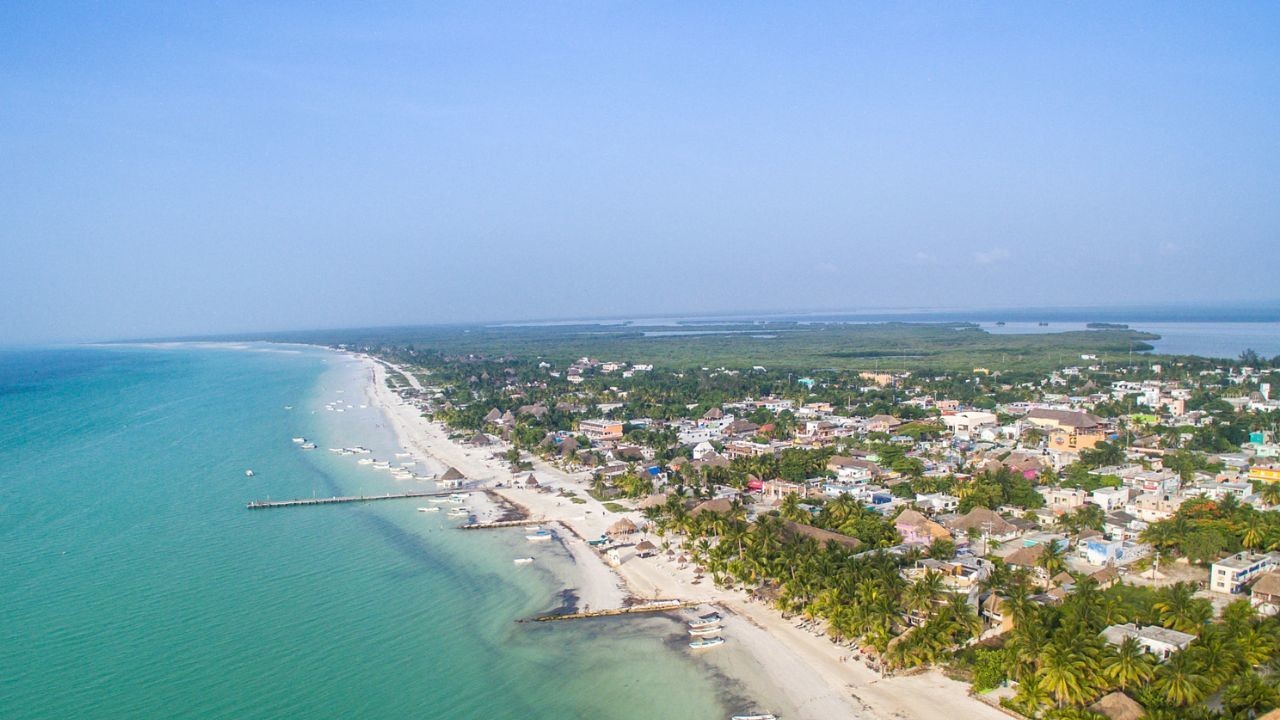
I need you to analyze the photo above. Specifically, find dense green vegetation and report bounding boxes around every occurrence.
[263,321,1159,374]
[1143,493,1280,565]
[650,497,1280,719]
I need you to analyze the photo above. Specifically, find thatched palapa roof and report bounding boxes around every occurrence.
[1089,691,1145,720]
[440,466,465,481]
[607,518,638,536]
[782,520,860,551]
[636,493,668,509]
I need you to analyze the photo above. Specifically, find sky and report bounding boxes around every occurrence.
[2,2,1279,343]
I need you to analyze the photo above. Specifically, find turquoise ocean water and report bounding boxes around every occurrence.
[0,345,745,719]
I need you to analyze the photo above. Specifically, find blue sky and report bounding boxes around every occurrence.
[2,2,1278,342]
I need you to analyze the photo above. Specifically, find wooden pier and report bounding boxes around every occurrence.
[245,489,459,510]
[460,518,546,530]
[525,599,697,623]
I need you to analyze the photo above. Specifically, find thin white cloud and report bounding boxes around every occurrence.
[973,247,1010,265]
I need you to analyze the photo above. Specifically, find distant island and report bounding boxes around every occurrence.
[1087,322,1131,330]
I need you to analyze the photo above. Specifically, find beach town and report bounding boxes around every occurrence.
[301,342,1280,720]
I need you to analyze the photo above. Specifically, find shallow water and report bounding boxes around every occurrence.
[0,345,748,719]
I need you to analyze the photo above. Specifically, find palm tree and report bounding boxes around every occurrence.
[1259,481,1280,508]
[1219,492,1241,516]
[779,492,807,522]
[1153,651,1210,707]
[904,571,944,624]
[1037,643,1094,708]
[1153,582,1212,634]
[939,593,981,642]
[1190,628,1240,690]
[1234,624,1276,668]
[929,537,956,560]
[1013,673,1051,715]
[1102,637,1155,691]
[1221,671,1280,717]
[1037,541,1067,579]
[1243,514,1268,550]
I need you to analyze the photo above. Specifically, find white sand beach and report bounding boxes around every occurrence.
[363,354,1008,720]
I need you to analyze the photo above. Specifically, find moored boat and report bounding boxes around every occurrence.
[689,637,725,649]
[513,557,534,565]
[688,612,722,629]
[300,442,317,450]
[688,625,721,637]
[417,507,440,513]
[292,437,306,444]
[731,714,778,720]
[525,529,554,542]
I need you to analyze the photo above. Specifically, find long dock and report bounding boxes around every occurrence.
[525,600,698,623]
[246,489,458,510]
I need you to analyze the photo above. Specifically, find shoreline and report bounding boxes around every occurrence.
[357,352,1008,720]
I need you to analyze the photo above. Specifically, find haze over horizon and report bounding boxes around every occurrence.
[3,3,1279,344]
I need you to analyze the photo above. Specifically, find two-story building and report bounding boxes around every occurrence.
[579,419,624,442]
[1211,551,1280,594]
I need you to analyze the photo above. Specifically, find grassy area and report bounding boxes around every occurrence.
[602,501,628,513]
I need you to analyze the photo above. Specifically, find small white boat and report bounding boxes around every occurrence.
[244,470,255,477]
[525,529,554,542]
[688,613,722,629]
[689,625,722,637]
[731,714,778,720]
[447,507,471,517]
[689,637,725,650]
[357,458,374,465]
[513,557,535,565]
[449,492,470,501]
[300,442,317,450]
[292,437,306,444]
[417,507,440,513]
[328,448,344,454]
[283,405,293,410]
[395,452,412,458]
[350,447,371,454]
